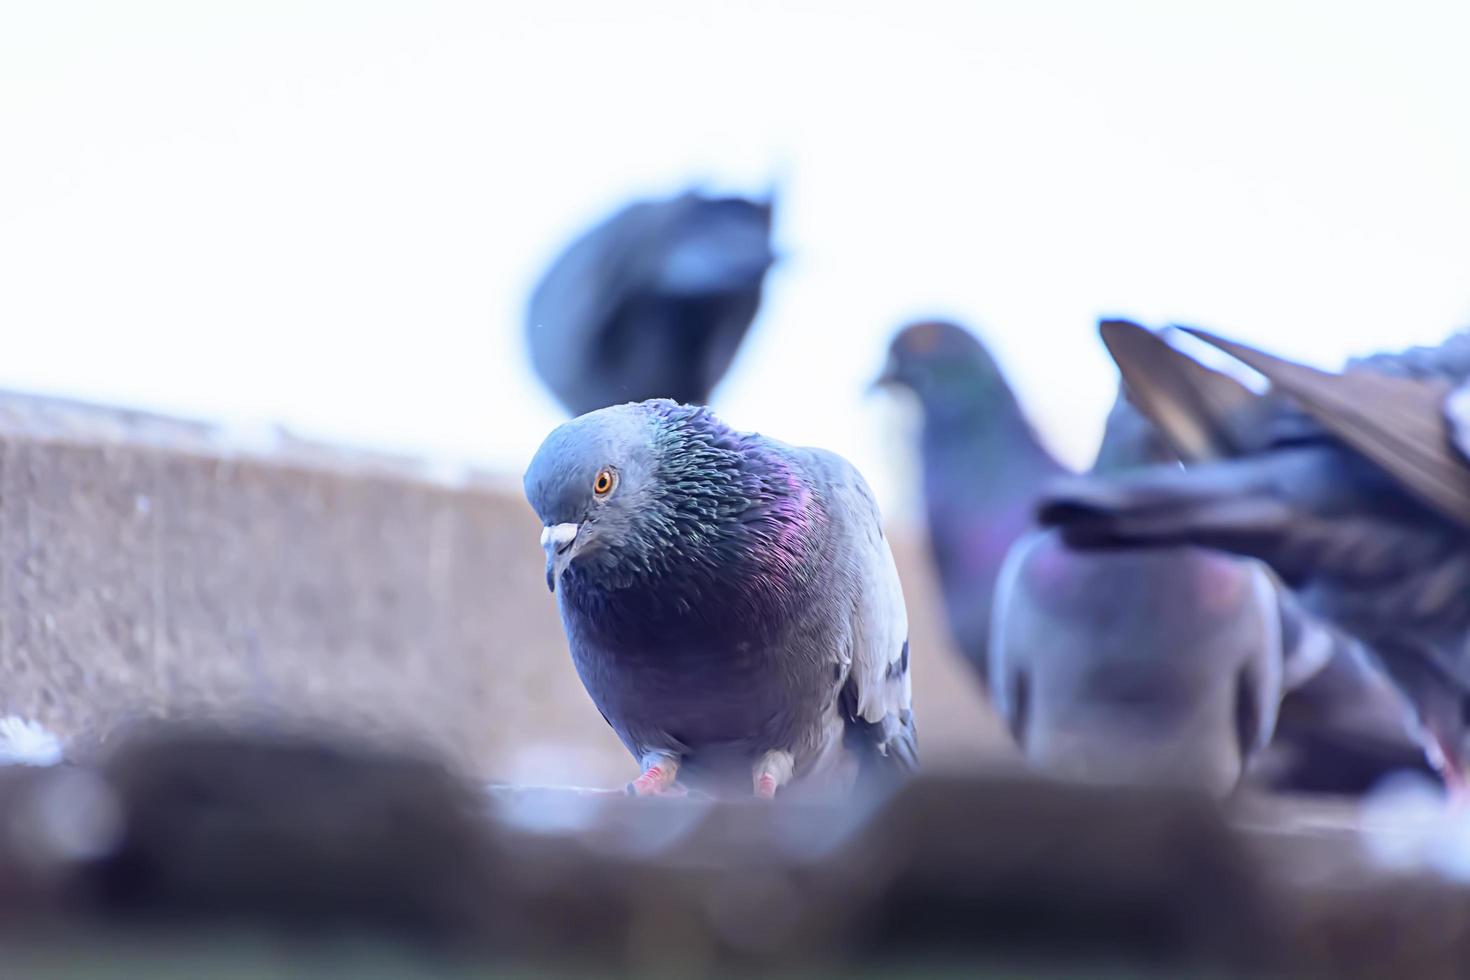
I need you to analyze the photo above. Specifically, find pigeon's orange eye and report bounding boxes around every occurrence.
[593,468,616,496]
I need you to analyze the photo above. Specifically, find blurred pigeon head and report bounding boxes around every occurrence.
[873,321,1014,415]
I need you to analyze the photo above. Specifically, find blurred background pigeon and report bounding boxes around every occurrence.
[523,400,915,799]
[526,190,775,416]
[989,392,1284,796]
[1039,322,1470,788]
[877,319,1434,793]
[873,320,1065,690]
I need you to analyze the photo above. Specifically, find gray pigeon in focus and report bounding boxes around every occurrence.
[523,399,916,799]
[1039,322,1470,788]
[872,321,1065,689]
[989,392,1285,795]
[526,190,775,416]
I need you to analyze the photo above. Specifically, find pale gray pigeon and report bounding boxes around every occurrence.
[989,393,1285,795]
[523,399,915,799]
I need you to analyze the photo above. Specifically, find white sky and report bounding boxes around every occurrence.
[4,1,1469,519]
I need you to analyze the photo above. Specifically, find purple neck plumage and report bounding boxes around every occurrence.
[561,407,826,646]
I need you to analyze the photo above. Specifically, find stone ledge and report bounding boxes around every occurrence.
[0,389,999,787]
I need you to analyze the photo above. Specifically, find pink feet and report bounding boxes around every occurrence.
[625,751,797,799]
[628,759,686,797]
[752,749,794,801]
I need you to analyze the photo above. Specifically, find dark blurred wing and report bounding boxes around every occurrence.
[525,200,650,399]
[652,196,774,296]
[1183,328,1470,531]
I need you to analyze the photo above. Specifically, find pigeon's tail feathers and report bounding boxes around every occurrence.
[885,708,919,773]
[1182,327,1470,531]
[842,699,918,786]
[1100,319,1266,462]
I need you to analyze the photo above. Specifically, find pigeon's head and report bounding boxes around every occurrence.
[523,403,665,593]
[873,321,1012,418]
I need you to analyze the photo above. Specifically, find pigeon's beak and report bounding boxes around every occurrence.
[868,352,901,395]
[540,522,580,592]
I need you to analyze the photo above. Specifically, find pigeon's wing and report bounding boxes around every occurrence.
[1100,320,1264,462]
[1183,328,1470,531]
[653,196,775,402]
[528,193,774,413]
[1038,450,1319,579]
[525,200,651,408]
[652,196,775,296]
[799,448,917,774]
[1267,585,1437,791]
[1274,585,1425,740]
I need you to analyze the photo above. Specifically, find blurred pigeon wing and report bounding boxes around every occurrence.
[1100,320,1263,462]
[1274,585,1424,740]
[526,193,773,414]
[1183,328,1470,531]
[654,198,774,296]
[526,201,649,398]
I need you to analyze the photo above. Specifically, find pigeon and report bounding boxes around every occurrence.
[872,321,1065,688]
[526,190,775,416]
[1038,321,1470,787]
[523,399,916,799]
[872,320,1424,792]
[988,391,1286,795]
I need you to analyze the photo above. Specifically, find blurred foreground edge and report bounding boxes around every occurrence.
[0,723,1466,978]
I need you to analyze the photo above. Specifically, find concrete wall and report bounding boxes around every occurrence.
[0,391,1006,784]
